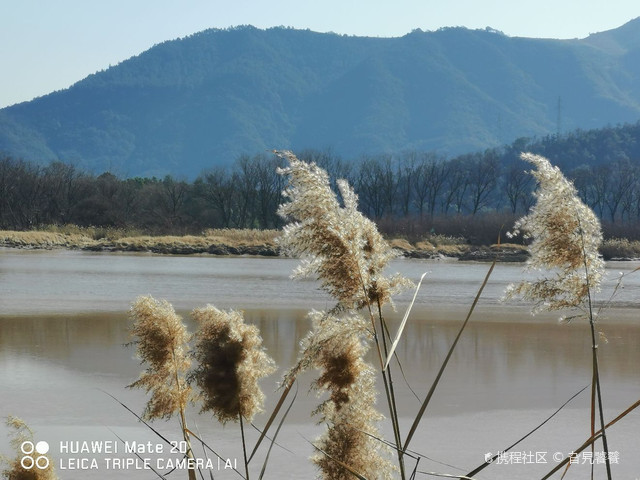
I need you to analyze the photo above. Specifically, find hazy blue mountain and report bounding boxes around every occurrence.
[2,19,640,177]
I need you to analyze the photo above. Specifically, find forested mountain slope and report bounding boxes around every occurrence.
[1,19,640,177]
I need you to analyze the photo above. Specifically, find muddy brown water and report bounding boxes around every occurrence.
[1,249,639,478]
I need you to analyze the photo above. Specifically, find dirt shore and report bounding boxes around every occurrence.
[4,229,638,261]
[0,230,530,261]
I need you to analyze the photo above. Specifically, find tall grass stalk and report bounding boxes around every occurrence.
[372,298,406,477]
[506,153,611,479]
[276,151,411,479]
[128,295,196,480]
[580,222,612,480]
[190,305,275,480]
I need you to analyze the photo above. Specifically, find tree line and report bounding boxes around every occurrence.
[2,136,640,242]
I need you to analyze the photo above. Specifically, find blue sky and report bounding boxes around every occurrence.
[1,0,639,108]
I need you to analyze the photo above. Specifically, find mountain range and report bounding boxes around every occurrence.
[1,18,640,177]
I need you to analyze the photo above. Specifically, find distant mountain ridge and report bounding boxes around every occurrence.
[1,19,640,177]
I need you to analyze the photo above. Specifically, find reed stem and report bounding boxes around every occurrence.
[588,313,612,480]
[173,349,196,480]
[377,299,406,478]
[579,221,612,480]
[240,413,250,480]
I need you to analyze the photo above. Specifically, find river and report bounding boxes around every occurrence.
[1,249,639,479]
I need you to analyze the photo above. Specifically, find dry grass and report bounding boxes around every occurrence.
[111,229,279,254]
[388,236,470,258]
[40,224,144,240]
[424,233,467,246]
[0,227,280,254]
[1,416,58,480]
[403,239,466,257]
[600,238,640,260]
[202,228,279,245]
[190,305,275,424]
[114,235,213,249]
[413,241,437,252]
[390,234,470,258]
[0,230,96,248]
[388,238,414,252]
[6,227,640,262]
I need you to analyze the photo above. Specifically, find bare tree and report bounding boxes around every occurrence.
[442,156,470,214]
[504,162,533,213]
[468,151,500,215]
[6,159,44,228]
[234,155,260,228]
[397,152,418,217]
[197,167,237,228]
[41,162,86,224]
[253,154,285,228]
[143,175,190,232]
[356,156,387,219]
[605,159,636,222]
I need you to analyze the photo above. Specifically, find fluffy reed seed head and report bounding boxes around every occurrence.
[276,150,410,310]
[2,416,58,480]
[190,305,275,424]
[303,312,394,480]
[128,295,192,420]
[506,153,605,313]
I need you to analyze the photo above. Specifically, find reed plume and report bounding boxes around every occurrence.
[276,151,406,478]
[190,305,276,424]
[506,153,604,314]
[506,153,612,479]
[128,295,192,420]
[1,416,58,480]
[303,311,394,480]
[276,150,409,311]
[128,295,197,480]
[190,305,275,480]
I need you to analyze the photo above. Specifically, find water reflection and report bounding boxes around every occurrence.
[1,251,639,478]
[2,312,640,479]
[2,309,639,416]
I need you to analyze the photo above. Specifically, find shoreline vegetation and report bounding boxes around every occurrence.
[2,226,640,261]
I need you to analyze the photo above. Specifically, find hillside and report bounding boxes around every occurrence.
[1,19,640,177]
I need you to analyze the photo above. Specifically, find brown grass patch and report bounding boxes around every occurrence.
[40,224,143,240]
[600,238,640,260]
[201,228,279,246]
[0,230,96,248]
[114,235,211,249]
[414,241,437,252]
[0,228,280,253]
[388,238,414,252]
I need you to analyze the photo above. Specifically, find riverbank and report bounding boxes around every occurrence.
[0,228,528,260]
[1,229,639,261]
[0,229,281,256]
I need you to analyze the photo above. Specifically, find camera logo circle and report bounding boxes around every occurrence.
[20,441,50,470]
